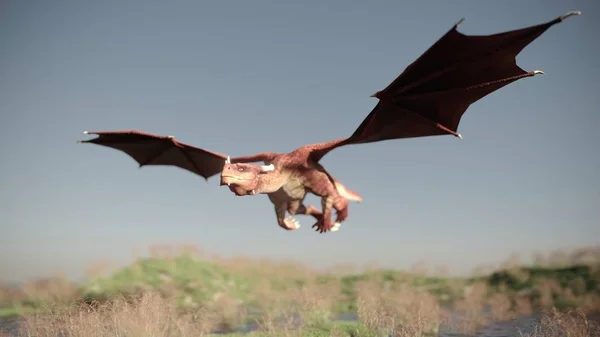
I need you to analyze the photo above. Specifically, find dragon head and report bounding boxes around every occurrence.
[219,156,275,196]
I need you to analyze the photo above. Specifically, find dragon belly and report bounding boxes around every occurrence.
[267,176,307,208]
[281,176,308,200]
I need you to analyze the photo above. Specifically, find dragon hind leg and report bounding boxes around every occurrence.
[312,196,338,233]
[292,204,323,220]
[333,196,349,225]
[282,202,323,230]
[315,196,349,233]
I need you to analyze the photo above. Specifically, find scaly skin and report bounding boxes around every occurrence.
[220,144,362,233]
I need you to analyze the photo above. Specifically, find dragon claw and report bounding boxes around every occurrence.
[283,217,301,230]
[311,219,341,233]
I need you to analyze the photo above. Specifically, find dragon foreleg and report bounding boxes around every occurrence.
[273,201,299,231]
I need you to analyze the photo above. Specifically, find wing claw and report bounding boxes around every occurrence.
[560,11,582,21]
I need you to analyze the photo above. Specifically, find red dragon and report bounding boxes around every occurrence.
[80,11,581,234]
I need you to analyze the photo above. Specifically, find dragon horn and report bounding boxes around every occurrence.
[259,164,275,172]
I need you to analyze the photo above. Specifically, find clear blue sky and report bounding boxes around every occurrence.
[1,0,599,283]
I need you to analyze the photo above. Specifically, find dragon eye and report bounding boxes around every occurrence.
[238,167,244,171]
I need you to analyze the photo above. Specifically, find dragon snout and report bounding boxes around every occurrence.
[220,175,231,186]
[220,175,241,187]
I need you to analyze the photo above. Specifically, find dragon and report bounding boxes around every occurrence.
[79,11,581,234]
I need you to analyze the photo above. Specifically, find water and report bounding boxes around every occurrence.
[0,317,20,336]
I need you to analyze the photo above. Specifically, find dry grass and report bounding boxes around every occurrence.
[1,244,600,337]
[518,308,600,337]
[10,284,600,337]
[356,278,442,336]
[0,274,79,312]
[17,291,215,337]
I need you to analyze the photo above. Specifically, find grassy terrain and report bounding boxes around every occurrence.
[1,245,599,336]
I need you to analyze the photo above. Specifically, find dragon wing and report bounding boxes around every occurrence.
[79,130,235,180]
[308,11,581,163]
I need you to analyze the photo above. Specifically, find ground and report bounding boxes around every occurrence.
[1,245,599,336]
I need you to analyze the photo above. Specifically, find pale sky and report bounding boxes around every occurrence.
[1,0,599,283]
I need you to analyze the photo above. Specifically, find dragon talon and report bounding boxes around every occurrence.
[532,70,545,75]
[331,222,341,232]
[283,216,301,230]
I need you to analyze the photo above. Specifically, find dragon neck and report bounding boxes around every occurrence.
[255,171,287,194]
